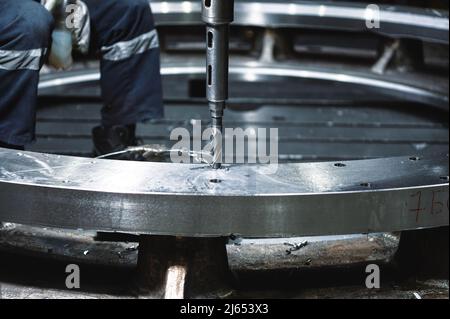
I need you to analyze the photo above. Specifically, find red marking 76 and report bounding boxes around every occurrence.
[410,190,449,223]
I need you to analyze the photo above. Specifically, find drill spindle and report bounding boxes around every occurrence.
[202,0,234,169]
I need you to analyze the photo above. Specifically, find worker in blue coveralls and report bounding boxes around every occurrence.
[0,0,163,154]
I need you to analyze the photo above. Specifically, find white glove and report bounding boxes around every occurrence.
[48,29,74,69]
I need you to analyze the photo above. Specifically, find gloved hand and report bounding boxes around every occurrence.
[48,29,74,70]
[42,0,90,70]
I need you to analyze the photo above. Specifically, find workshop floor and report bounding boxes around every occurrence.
[31,85,449,161]
[0,224,448,299]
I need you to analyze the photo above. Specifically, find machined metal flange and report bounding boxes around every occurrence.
[0,149,448,237]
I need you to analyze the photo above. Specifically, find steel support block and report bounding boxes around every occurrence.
[136,236,233,298]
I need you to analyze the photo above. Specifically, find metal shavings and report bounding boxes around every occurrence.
[284,241,308,255]
[96,144,216,167]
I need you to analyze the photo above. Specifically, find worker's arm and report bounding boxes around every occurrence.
[42,0,90,69]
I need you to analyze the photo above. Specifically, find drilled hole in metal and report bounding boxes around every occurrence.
[409,156,421,161]
[272,116,286,122]
[360,182,372,188]
[205,0,211,8]
[334,163,346,168]
[210,179,222,184]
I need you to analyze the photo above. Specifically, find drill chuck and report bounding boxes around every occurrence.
[202,0,234,25]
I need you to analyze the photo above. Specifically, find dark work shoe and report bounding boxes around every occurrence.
[0,141,25,151]
[92,124,139,157]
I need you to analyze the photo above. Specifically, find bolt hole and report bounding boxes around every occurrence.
[272,116,286,122]
[205,0,211,8]
[409,156,420,161]
[334,163,346,168]
[440,176,449,182]
[360,182,372,188]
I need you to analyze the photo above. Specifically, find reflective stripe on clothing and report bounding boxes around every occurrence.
[0,48,47,71]
[101,29,159,61]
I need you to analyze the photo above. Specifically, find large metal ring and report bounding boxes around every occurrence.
[150,0,449,44]
[0,149,448,237]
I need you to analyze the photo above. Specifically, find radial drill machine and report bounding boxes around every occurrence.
[202,0,235,169]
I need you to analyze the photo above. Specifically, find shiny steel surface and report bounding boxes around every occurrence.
[149,1,449,43]
[0,149,448,237]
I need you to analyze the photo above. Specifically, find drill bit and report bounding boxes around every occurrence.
[202,0,234,169]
